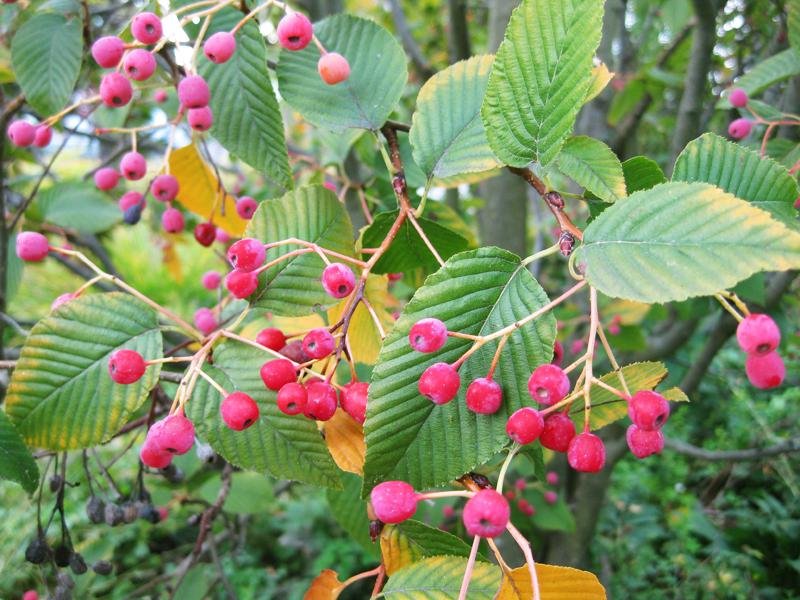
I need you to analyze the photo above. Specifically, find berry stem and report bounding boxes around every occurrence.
[718,290,750,317]
[447,331,483,341]
[486,538,513,574]
[231,0,286,36]
[457,535,481,600]
[590,377,629,399]
[43,95,102,127]
[361,295,387,339]
[521,243,561,267]
[195,367,229,396]
[486,333,510,379]
[357,187,374,224]
[145,356,194,365]
[714,293,744,322]
[262,238,369,269]
[416,491,475,500]
[595,324,630,397]
[339,565,383,592]
[495,443,520,495]
[562,353,587,375]
[581,287,599,432]
[506,522,541,600]
[406,209,445,267]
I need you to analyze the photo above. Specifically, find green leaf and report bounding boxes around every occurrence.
[752,201,799,230]
[35,182,121,233]
[717,49,800,109]
[622,156,666,194]
[199,22,291,196]
[578,182,800,303]
[185,340,341,489]
[11,13,82,116]
[246,185,354,316]
[525,488,575,532]
[363,247,556,492]
[481,0,604,167]
[276,15,407,131]
[0,411,39,495]
[409,55,500,183]
[360,210,469,274]
[556,136,626,203]
[5,293,163,450]
[327,472,379,556]
[6,233,23,304]
[383,556,501,599]
[790,0,800,52]
[607,78,646,126]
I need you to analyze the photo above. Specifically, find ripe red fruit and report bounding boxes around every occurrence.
[16,231,49,262]
[567,432,606,472]
[91,36,125,67]
[409,318,448,353]
[302,328,335,359]
[728,87,748,108]
[256,328,286,351]
[466,377,503,414]
[236,196,258,219]
[276,12,313,51]
[94,167,120,191]
[506,407,544,444]
[7,120,36,147]
[260,358,297,391]
[215,227,230,244]
[118,191,144,212]
[370,481,417,524]
[463,489,509,538]
[628,390,670,431]
[518,498,535,516]
[303,381,338,421]
[388,272,403,282]
[544,491,558,504]
[154,89,168,103]
[108,349,146,384]
[22,590,39,600]
[194,222,217,246]
[140,440,172,469]
[418,362,460,404]
[178,75,210,108]
[546,471,559,486]
[201,271,221,290]
[152,174,179,202]
[736,313,780,355]
[120,151,147,180]
[204,31,236,63]
[194,307,217,335]
[123,49,156,81]
[540,412,576,452]
[150,412,195,454]
[318,52,350,85]
[277,382,307,416]
[131,12,162,44]
[514,478,526,491]
[33,125,52,148]
[100,72,133,107]
[340,381,368,424]
[225,269,258,298]
[321,262,356,299]
[527,364,570,406]
[626,424,664,459]
[745,351,785,389]
[227,238,265,272]
[221,391,260,430]
[728,118,753,139]
[161,208,184,233]
[188,106,213,131]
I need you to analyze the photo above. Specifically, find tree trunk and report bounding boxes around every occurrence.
[447,0,472,64]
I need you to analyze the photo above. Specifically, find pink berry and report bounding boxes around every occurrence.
[418,362,460,404]
[729,87,748,108]
[118,191,144,212]
[22,591,38,600]
[628,390,670,431]
[157,506,169,521]
[236,196,257,219]
[194,222,216,247]
[131,12,162,45]
[505,490,516,500]
[15,231,49,262]
[323,181,337,193]
[506,407,544,444]
[94,167,120,191]
[91,36,125,67]
[728,118,753,139]
[546,471,559,486]
[302,328,335,359]
[463,489,509,538]
[318,52,350,85]
[215,227,230,244]
[340,381,368,424]
[370,481,417,524]
[388,272,403,282]
[204,31,236,63]
[188,106,213,131]
[123,49,156,81]
[140,440,172,469]
[221,391,260,430]
[567,432,605,472]
[154,89,168,103]
[321,262,356,299]
[201,271,221,290]
[442,505,455,518]
[736,313,780,355]
[225,269,258,298]
[543,491,557,504]
[465,377,503,414]
[303,381,338,421]
[227,238,265,271]
[276,12,313,51]
[518,498,535,516]
[408,318,448,353]
[256,328,286,351]
[33,125,52,148]
[7,120,36,147]
[100,72,133,107]
[260,358,297,391]
[194,307,217,335]
[552,340,564,366]
[608,323,621,335]
[51,292,76,311]
[745,351,785,389]
[120,151,147,180]
[277,382,307,416]
[626,424,664,459]
[178,75,210,108]
[527,364,570,406]
[150,412,195,455]
[161,207,184,233]
[108,349,146,384]
[152,174,179,202]
[513,478,525,491]
[540,412,576,453]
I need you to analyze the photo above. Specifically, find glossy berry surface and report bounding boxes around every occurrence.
[567,432,606,472]
[303,381,338,421]
[123,204,142,225]
[7,120,36,147]
[729,87,748,107]
[94,167,120,191]
[276,12,313,51]
[161,208,184,233]
[131,12,162,44]
[302,328,335,359]
[108,349,146,384]
[370,481,417,524]
[150,412,195,454]
[225,269,258,299]
[340,381,368,424]
[418,362,460,404]
[33,125,52,148]
[736,313,780,355]
[188,106,213,131]
[204,31,236,63]
[227,238,265,271]
[276,382,307,416]
[178,75,210,108]
[100,72,133,107]
[463,489,509,538]
[728,118,753,139]
[540,412,576,452]
[256,328,286,351]
[16,232,49,262]
[409,318,448,353]
[318,52,350,85]
[506,407,544,444]
[194,222,216,247]
[321,263,356,299]
[194,307,217,335]
[260,359,297,391]
[626,424,664,459]
[465,377,503,414]
[745,351,785,389]
[140,441,172,469]
[201,271,221,290]
[123,49,156,81]
[628,390,670,431]
[221,392,260,430]
[236,196,257,219]
[120,151,147,180]
[152,174,179,202]
[91,36,125,67]
[527,364,570,406]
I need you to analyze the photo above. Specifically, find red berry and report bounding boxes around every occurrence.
[204,31,236,63]
[567,432,605,472]
[303,381,338,421]
[236,196,257,219]
[201,271,221,290]
[157,506,169,522]
[188,106,213,131]
[626,424,664,459]
[465,377,503,414]
[463,489,509,538]
[100,72,133,107]
[745,351,785,389]
[178,75,210,108]
[277,382,307,416]
[370,481,417,524]
[276,12,313,51]
[280,340,309,363]
[16,231,49,262]
[728,87,748,108]
[256,328,286,351]
[140,440,172,469]
[94,167,120,191]
[418,362,460,404]
[215,227,230,244]
[318,52,350,85]
[302,328,335,359]
[514,478,526,491]
[388,272,403,282]
[194,307,217,335]
[517,498,535,516]
[546,471,558,486]
[540,412,576,452]
[544,491,557,504]
[442,505,455,518]
[340,381,368,424]
[552,340,564,366]
[7,120,36,147]
[131,12,162,45]
[120,151,147,180]
[91,36,125,67]
[152,174,179,202]
[123,48,156,81]
[194,222,216,246]
[408,318,448,353]
[227,238,265,271]
[154,89,168,103]
[221,391,260,430]
[728,118,753,139]
[321,262,356,299]
[628,390,670,431]
[161,208,184,233]
[527,364,570,406]
[22,591,38,600]
[506,407,544,444]
[149,412,195,454]
[225,269,258,298]
[51,292,76,312]
[736,313,780,355]
[33,125,52,148]
[118,191,144,212]
[108,349,146,384]
[260,358,297,391]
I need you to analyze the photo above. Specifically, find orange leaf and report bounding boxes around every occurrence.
[324,408,365,475]
[161,241,183,283]
[497,564,606,600]
[303,569,343,600]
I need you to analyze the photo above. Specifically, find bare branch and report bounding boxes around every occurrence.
[665,437,800,461]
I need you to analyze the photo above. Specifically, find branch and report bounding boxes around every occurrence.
[508,167,583,241]
[665,437,800,461]
[386,0,435,80]
[446,0,472,63]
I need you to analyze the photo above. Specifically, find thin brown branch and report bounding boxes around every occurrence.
[665,437,800,461]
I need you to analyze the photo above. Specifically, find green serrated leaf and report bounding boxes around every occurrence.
[557,136,626,203]
[5,293,162,450]
[717,49,800,109]
[790,0,800,52]
[383,556,501,599]
[35,181,121,233]
[622,156,666,194]
[327,472,378,556]
[481,0,604,167]
[0,411,39,495]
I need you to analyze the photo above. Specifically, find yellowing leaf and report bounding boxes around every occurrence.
[324,409,365,475]
[603,299,651,325]
[380,524,423,576]
[168,144,247,236]
[162,241,183,283]
[303,569,343,600]
[585,62,614,104]
[497,564,607,600]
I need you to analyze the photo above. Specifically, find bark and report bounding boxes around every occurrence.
[387,0,435,80]
[300,0,341,20]
[447,0,472,64]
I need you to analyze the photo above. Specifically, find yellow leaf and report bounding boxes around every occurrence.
[379,524,424,576]
[497,564,607,600]
[324,408,365,475]
[162,241,183,283]
[303,569,343,600]
[603,299,651,325]
[168,143,247,236]
[585,62,614,104]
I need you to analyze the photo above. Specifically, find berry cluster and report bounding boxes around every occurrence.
[737,313,785,389]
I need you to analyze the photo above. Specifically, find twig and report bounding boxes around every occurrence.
[665,437,800,461]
